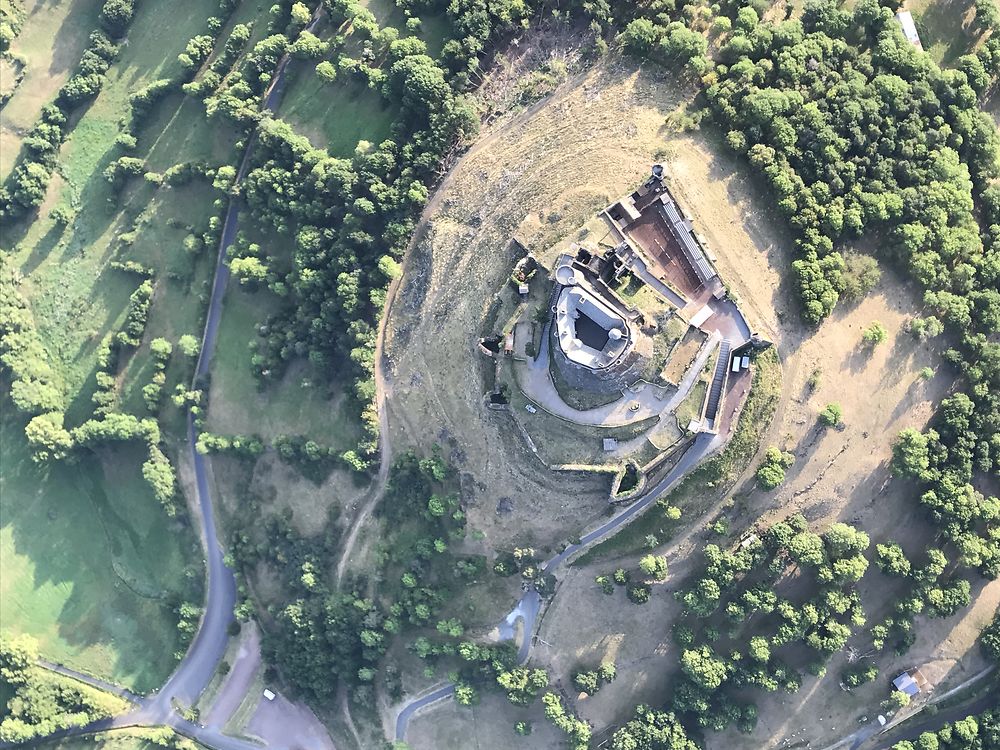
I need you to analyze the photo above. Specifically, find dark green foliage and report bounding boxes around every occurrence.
[839,253,881,303]
[196,432,265,457]
[818,403,842,427]
[841,661,878,688]
[115,280,153,347]
[889,707,1000,749]
[99,0,135,37]
[702,1,1000,583]
[573,661,616,695]
[610,705,699,750]
[756,446,794,489]
[494,665,548,705]
[982,613,1000,664]
[668,516,866,732]
[0,261,65,416]
[0,634,126,741]
[541,692,591,749]
[2,27,122,218]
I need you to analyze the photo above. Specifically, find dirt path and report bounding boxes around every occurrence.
[332,72,593,585]
[332,281,395,587]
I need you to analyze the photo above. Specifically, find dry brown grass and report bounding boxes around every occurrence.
[382,48,998,749]
[383,57,702,557]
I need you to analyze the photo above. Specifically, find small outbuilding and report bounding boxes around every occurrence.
[602,438,619,452]
[892,668,929,698]
[894,11,924,51]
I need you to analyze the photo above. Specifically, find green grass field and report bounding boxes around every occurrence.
[208,286,362,448]
[1,0,240,691]
[362,0,449,56]
[0,414,200,693]
[279,69,398,157]
[908,0,978,65]
[0,0,104,180]
[277,0,451,156]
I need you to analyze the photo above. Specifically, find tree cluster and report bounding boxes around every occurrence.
[667,516,869,733]
[702,0,1000,611]
[573,661,616,696]
[1,27,125,218]
[0,261,65,417]
[890,707,1000,750]
[0,634,128,742]
[869,543,973,654]
[542,691,591,750]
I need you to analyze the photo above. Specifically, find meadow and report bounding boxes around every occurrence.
[1,0,241,690]
[0,414,198,693]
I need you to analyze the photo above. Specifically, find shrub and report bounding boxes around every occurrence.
[861,321,888,347]
[818,403,842,427]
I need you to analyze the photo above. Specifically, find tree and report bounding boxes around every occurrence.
[316,60,337,83]
[757,446,794,489]
[876,543,911,577]
[24,412,73,462]
[975,0,1000,33]
[680,646,728,690]
[639,554,669,581]
[290,30,328,59]
[454,682,479,706]
[99,0,134,37]
[598,661,616,683]
[788,531,826,568]
[628,583,652,604]
[818,403,842,427]
[611,705,698,750]
[573,670,599,695]
[621,18,658,57]
[177,334,200,358]
[862,321,888,347]
[748,636,770,663]
[660,23,707,64]
[883,689,911,711]
[142,446,177,513]
[150,337,172,362]
[982,613,1000,664]
[891,428,936,481]
[840,254,881,302]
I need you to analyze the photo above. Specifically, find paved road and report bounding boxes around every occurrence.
[5,14,325,750]
[392,246,753,746]
[394,685,456,741]
[393,430,721,742]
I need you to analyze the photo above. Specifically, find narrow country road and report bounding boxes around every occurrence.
[7,13,328,750]
[868,691,998,750]
[393,429,726,742]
